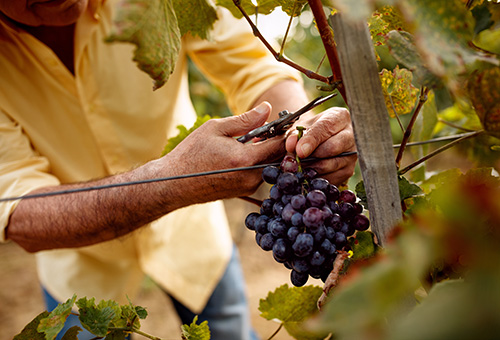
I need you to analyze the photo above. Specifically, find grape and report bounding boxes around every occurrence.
[306,190,327,208]
[260,198,274,215]
[277,172,299,194]
[352,214,370,231]
[262,166,281,184]
[259,233,275,251]
[272,238,291,262]
[290,270,309,287]
[287,226,300,243]
[291,212,303,227]
[310,178,329,192]
[281,155,299,173]
[269,185,281,201]
[245,160,369,287]
[269,218,287,238]
[244,212,260,231]
[292,233,314,257]
[291,194,306,211]
[303,207,324,228]
[254,215,270,234]
[339,189,357,204]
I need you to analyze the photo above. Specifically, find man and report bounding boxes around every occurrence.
[0,0,356,339]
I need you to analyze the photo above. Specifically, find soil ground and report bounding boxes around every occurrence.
[0,196,323,340]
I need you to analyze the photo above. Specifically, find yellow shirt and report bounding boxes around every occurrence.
[0,1,300,312]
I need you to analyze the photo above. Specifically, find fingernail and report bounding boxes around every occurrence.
[301,143,312,156]
[255,102,269,114]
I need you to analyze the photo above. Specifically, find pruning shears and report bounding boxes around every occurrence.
[237,93,337,143]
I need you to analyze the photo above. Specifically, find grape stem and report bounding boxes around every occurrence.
[317,250,350,310]
[266,323,283,340]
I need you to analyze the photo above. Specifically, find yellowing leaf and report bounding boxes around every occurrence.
[380,66,419,117]
[173,0,218,39]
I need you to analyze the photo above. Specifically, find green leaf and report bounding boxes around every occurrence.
[380,66,420,117]
[369,5,406,46]
[181,316,211,340]
[216,0,277,18]
[398,175,422,201]
[259,284,322,322]
[106,0,181,90]
[277,0,308,17]
[13,311,50,340]
[76,297,117,337]
[161,115,214,155]
[349,231,379,261]
[60,326,82,340]
[173,0,218,39]
[467,66,500,138]
[38,295,77,340]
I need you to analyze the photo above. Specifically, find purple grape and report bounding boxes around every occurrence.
[255,232,263,245]
[272,238,291,262]
[320,238,336,255]
[262,166,281,184]
[291,212,303,226]
[302,168,318,181]
[269,185,281,201]
[309,265,323,279]
[322,206,333,224]
[281,194,293,205]
[325,226,336,241]
[311,225,326,243]
[325,184,340,201]
[329,201,340,213]
[310,178,329,192]
[277,172,300,194]
[292,258,310,273]
[339,189,357,204]
[306,190,327,208]
[338,202,356,220]
[273,201,284,216]
[303,207,324,228]
[244,212,260,231]
[259,233,275,251]
[287,226,300,243]
[334,232,347,246]
[290,270,309,287]
[353,202,364,215]
[292,233,314,257]
[269,218,288,238]
[340,221,355,236]
[291,194,306,211]
[281,203,296,222]
[260,198,274,215]
[352,214,370,231]
[281,155,299,173]
[255,215,270,234]
[310,251,326,266]
[330,213,342,231]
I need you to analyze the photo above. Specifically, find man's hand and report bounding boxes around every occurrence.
[286,107,357,186]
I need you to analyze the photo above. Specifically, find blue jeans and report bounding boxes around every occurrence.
[43,246,259,340]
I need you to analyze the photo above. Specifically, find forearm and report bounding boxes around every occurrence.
[6,159,188,252]
[252,80,309,120]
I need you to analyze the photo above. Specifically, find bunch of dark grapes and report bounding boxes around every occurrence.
[244,156,370,287]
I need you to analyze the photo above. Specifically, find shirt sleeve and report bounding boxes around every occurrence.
[184,7,303,115]
[0,109,60,242]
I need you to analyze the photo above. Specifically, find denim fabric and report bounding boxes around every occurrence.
[42,246,258,340]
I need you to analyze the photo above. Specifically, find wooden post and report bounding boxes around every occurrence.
[331,13,402,245]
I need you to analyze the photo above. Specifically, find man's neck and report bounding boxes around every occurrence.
[24,24,76,75]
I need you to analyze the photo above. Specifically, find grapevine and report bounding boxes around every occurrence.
[244,128,369,287]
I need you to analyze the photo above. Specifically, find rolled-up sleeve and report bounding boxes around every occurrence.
[0,110,60,242]
[185,7,303,115]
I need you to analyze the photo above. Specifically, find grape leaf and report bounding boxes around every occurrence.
[467,66,500,138]
[356,176,421,208]
[380,66,419,117]
[277,0,308,17]
[13,311,50,340]
[60,326,82,340]
[38,295,77,340]
[259,284,322,322]
[106,0,181,90]
[216,0,277,18]
[181,316,211,340]
[161,115,215,155]
[349,231,379,261]
[173,0,218,39]
[76,297,117,337]
[368,5,406,46]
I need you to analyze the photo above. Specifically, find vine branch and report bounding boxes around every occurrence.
[231,0,332,84]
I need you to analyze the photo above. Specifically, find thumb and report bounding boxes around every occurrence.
[219,102,272,137]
